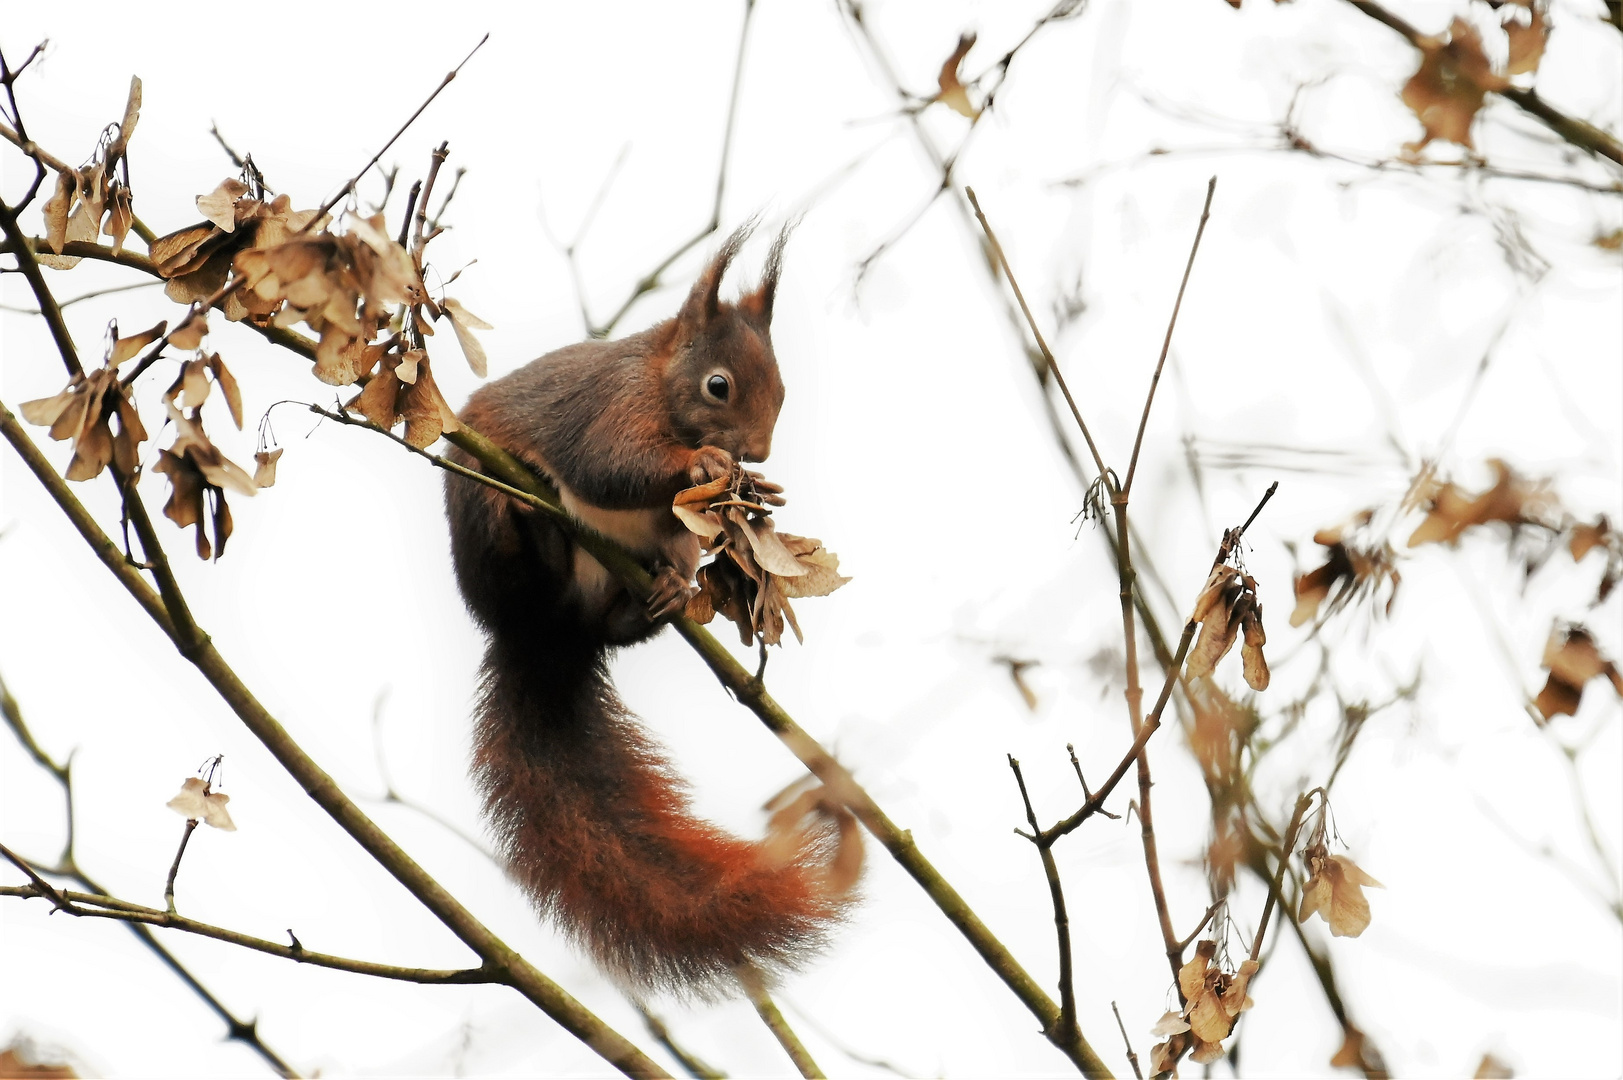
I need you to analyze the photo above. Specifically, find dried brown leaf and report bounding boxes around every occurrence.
[208,353,243,429]
[150,223,221,275]
[1400,20,1509,153]
[737,511,810,578]
[196,178,250,232]
[104,184,134,256]
[165,776,236,831]
[1148,1040,1178,1078]
[1187,603,1240,678]
[24,369,140,484]
[778,534,851,598]
[442,297,491,378]
[1191,565,1240,626]
[169,404,258,498]
[253,448,284,489]
[1150,1011,1190,1038]
[1505,4,1547,76]
[164,247,234,307]
[106,75,141,162]
[109,320,167,368]
[168,313,208,352]
[1299,847,1383,937]
[352,365,402,429]
[1535,625,1622,720]
[1569,518,1608,561]
[935,32,980,119]
[1330,1026,1368,1070]
[111,394,147,475]
[1240,604,1269,691]
[19,383,81,429]
[154,449,206,531]
[399,358,458,448]
[395,348,423,385]
[43,168,75,255]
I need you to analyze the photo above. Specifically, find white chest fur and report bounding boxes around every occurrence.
[554,481,673,612]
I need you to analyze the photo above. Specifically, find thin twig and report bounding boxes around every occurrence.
[413,143,449,258]
[581,0,756,338]
[1008,756,1079,1044]
[0,279,159,314]
[775,997,914,1078]
[0,842,68,909]
[1175,898,1228,954]
[633,1003,727,1080]
[1066,743,1119,819]
[966,185,1108,480]
[1123,177,1216,496]
[1251,791,1316,963]
[369,693,495,858]
[0,884,505,984]
[1110,1002,1142,1080]
[313,38,486,224]
[163,819,199,914]
[738,969,823,1079]
[208,122,246,168]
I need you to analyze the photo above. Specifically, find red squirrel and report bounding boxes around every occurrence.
[443,226,852,992]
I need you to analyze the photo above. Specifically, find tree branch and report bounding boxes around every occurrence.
[1009,756,1080,1048]
[738,968,823,1079]
[0,882,505,985]
[1341,0,1623,167]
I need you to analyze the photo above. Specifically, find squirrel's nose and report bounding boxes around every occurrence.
[741,433,772,463]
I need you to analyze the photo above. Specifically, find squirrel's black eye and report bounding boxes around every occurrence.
[704,373,731,403]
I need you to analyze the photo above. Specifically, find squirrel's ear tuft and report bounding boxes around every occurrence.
[740,222,793,330]
[677,221,754,339]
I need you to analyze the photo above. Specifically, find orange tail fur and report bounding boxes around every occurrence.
[471,629,855,992]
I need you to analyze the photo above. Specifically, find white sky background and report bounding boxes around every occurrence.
[1,0,1620,1077]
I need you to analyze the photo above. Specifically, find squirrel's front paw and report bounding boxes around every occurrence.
[687,446,735,486]
[647,566,696,622]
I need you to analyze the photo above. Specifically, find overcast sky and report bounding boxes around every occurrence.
[2,0,1620,1077]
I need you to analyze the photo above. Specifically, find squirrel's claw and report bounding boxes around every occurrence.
[688,446,735,486]
[647,567,696,621]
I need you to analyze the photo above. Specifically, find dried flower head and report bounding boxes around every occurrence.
[1407,459,1556,548]
[1187,566,1270,691]
[19,321,164,482]
[165,776,236,832]
[1534,624,1623,722]
[39,77,143,266]
[1150,941,1258,1072]
[1290,511,1401,628]
[1298,843,1383,937]
[675,466,848,646]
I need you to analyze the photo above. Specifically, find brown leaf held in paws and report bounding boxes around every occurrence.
[674,465,847,646]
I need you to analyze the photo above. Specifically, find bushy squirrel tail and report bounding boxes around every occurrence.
[471,630,860,993]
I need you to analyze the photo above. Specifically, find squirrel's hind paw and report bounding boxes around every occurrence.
[647,567,697,621]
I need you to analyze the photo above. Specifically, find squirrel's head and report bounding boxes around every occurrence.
[664,224,788,463]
